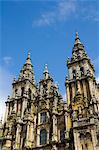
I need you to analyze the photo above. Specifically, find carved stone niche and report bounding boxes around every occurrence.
[75,92,83,102]
[72,110,77,120]
[72,96,85,120]
[38,99,47,111]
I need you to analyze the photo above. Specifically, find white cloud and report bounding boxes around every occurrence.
[33,12,55,27]
[0,66,13,120]
[93,57,99,67]
[32,0,99,27]
[80,6,99,22]
[96,76,99,83]
[57,0,76,20]
[33,0,77,27]
[3,56,12,65]
[62,93,66,101]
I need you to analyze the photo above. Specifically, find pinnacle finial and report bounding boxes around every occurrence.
[75,32,81,45]
[44,64,48,73]
[27,52,30,59]
[76,32,79,38]
[26,51,31,65]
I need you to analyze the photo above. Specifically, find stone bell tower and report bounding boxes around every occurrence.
[1,53,37,150]
[65,32,99,150]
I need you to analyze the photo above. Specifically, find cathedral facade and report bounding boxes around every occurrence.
[0,33,99,150]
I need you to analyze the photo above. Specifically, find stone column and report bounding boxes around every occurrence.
[66,83,72,131]
[68,67,72,80]
[30,123,34,144]
[34,115,37,128]
[15,124,21,149]
[66,84,70,106]
[88,141,93,150]
[94,103,98,113]
[72,83,75,100]
[4,102,9,122]
[37,129,39,147]
[88,78,94,98]
[53,98,57,113]
[65,111,69,139]
[65,111,68,129]
[77,80,81,94]
[14,100,17,113]
[73,130,78,150]
[82,80,87,98]
[17,102,21,116]
[47,129,49,144]
[74,131,82,150]
[38,113,40,125]
[77,132,82,150]
[97,103,99,113]
[26,122,30,141]
[52,115,57,142]
[21,98,27,118]
[91,129,97,150]
[9,103,13,115]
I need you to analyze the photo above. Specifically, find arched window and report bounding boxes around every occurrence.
[27,101,31,111]
[60,129,65,142]
[28,88,31,99]
[22,124,27,148]
[80,67,84,76]
[21,87,24,96]
[85,143,88,150]
[15,89,18,96]
[40,129,47,145]
[82,144,84,150]
[72,70,76,79]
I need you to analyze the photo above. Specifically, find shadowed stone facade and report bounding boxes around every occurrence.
[0,33,99,150]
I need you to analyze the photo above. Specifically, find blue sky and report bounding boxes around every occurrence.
[0,0,99,118]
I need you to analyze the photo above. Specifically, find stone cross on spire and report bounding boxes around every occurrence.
[43,64,49,79]
[44,64,48,73]
[74,32,81,45]
[26,52,32,65]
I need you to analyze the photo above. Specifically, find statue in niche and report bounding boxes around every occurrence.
[72,110,77,120]
[72,53,77,60]
[79,106,82,114]
[78,106,83,118]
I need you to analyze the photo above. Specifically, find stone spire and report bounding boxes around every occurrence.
[72,32,86,55]
[18,52,35,84]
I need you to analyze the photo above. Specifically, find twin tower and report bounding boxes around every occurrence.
[0,33,99,150]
